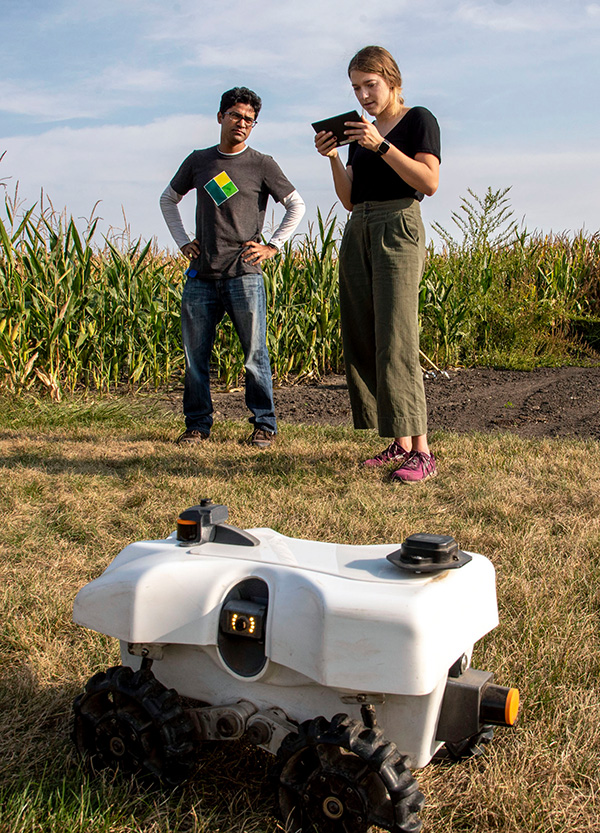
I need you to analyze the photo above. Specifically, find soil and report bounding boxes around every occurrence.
[207,367,600,439]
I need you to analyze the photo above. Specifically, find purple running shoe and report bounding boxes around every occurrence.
[391,451,437,484]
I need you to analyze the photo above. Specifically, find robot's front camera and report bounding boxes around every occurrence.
[233,614,252,632]
[220,600,265,640]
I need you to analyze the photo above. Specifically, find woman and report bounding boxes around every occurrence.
[315,45,441,483]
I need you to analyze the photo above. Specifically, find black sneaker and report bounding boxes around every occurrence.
[248,427,276,448]
[175,429,209,445]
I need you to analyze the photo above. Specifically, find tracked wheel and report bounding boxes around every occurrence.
[275,713,424,833]
[73,665,195,785]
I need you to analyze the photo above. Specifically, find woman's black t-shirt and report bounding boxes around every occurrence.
[347,106,441,204]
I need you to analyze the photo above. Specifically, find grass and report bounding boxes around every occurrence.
[0,394,599,832]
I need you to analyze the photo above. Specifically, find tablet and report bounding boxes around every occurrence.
[311,110,361,146]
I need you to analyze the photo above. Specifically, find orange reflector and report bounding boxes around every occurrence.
[177,519,197,525]
[505,688,520,725]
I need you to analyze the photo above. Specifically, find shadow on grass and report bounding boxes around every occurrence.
[0,428,369,483]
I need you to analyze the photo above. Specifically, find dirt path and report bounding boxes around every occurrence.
[207,367,600,439]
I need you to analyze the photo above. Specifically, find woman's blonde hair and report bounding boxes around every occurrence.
[348,45,404,107]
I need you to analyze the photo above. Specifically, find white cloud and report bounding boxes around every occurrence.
[36,0,151,28]
[455,0,600,32]
[0,81,98,121]
[143,0,395,75]
[96,66,173,94]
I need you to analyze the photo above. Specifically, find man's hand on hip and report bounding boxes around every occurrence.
[242,241,277,266]
[181,240,201,259]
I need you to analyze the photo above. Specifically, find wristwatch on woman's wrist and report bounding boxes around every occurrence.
[377,139,391,155]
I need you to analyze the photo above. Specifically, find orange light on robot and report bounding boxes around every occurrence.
[505,688,520,726]
[176,517,198,542]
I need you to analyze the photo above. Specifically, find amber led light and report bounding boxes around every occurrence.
[231,613,256,634]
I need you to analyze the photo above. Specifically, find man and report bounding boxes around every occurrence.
[160,87,305,448]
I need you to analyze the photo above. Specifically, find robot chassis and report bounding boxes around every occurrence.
[72,501,520,833]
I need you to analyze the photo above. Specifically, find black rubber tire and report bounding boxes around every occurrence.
[73,665,195,785]
[438,725,495,762]
[275,713,424,833]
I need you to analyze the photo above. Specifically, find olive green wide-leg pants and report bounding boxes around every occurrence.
[338,198,427,439]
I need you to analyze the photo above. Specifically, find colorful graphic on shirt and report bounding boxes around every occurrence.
[204,171,239,206]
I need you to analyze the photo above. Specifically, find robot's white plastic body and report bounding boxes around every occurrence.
[75,524,498,767]
[72,503,519,833]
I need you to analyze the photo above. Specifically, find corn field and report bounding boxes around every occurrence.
[1,187,599,398]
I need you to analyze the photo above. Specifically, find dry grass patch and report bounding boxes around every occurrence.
[0,397,599,832]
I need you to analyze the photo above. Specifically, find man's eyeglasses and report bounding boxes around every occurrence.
[224,111,257,127]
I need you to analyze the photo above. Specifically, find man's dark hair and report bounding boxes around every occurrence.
[219,87,262,120]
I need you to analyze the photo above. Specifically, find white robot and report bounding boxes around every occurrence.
[73,500,519,833]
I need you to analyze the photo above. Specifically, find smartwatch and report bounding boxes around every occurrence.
[377,139,391,155]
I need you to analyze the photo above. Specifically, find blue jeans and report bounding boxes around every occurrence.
[181,274,277,434]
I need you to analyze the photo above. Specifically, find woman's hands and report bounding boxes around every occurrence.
[314,123,355,212]
[314,130,339,158]
[342,115,383,151]
[314,116,383,157]
[323,113,439,196]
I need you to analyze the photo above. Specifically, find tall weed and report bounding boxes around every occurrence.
[422,187,600,366]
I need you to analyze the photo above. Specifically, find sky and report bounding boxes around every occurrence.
[1,0,599,251]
